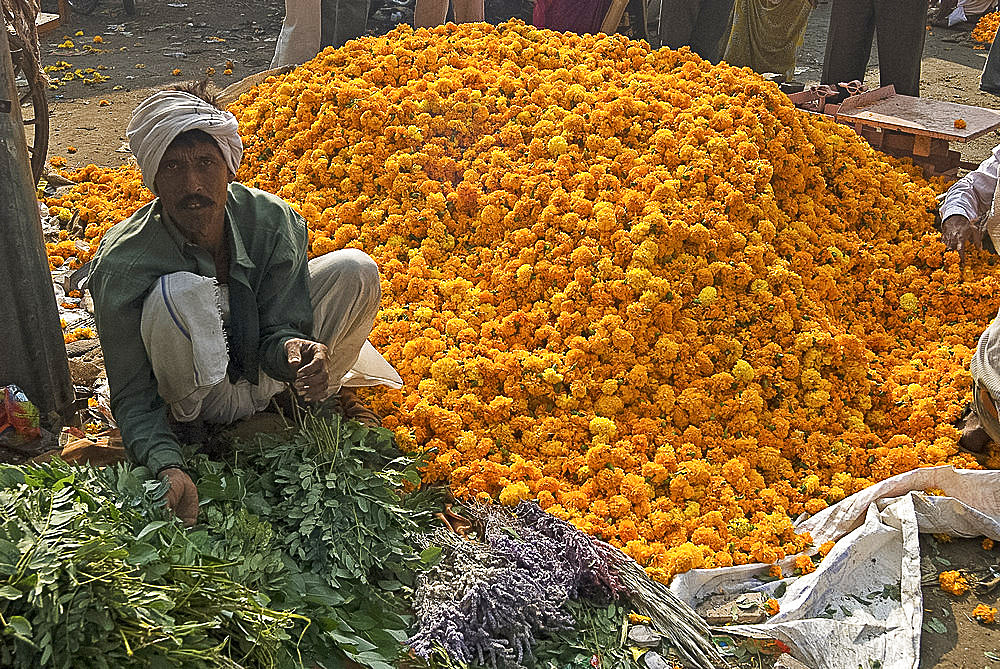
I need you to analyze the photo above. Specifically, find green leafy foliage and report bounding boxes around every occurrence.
[0,413,441,669]
[530,600,631,669]
[0,461,303,669]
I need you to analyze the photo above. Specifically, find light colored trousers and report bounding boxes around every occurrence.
[139,249,402,425]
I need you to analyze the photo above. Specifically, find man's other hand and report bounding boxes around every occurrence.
[160,467,199,526]
[942,214,981,263]
[285,338,332,403]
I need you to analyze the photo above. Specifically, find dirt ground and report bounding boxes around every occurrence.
[20,1,1000,667]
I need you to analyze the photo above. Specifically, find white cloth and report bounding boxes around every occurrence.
[141,250,402,425]
[127,90,243,194]
[270,0,322,67]
[959,0,997,16]
[971,306,1000,414]
[939,143,1000,227]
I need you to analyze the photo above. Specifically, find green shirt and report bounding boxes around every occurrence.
[89,182,313,474]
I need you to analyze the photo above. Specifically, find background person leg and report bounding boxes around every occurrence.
[688,0,735,63]
[873,0,928,97]
[822,0,876,90]
[656,0,700,52]
[414,0,449,27]
[982,32,1000,94]
[321,0,370,48]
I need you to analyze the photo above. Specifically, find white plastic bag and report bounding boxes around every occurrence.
[670,466,1000,669]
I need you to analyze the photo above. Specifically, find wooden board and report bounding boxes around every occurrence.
[35,11,60,36]
[835,91,1000,142]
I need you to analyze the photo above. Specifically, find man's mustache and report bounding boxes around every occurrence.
[178,194,214,208]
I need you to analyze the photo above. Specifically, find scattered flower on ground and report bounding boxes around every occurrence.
[973,604,996,623]
[939,570,969,596]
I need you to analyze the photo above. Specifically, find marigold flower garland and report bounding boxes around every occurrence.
[46,21,998,582]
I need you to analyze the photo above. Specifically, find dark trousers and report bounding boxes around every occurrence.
[321,0,370,49]
[822,0,929,97]
[983,33,1000,94]
[657,0,736,63]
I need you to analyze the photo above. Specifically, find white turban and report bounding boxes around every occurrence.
[126,90,243,193]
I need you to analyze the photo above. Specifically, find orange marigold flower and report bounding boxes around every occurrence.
[973,604,997,624]
[939,570,969,596]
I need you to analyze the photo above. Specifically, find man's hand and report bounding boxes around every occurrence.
[159,467,199,526]
[942,214,982,264]
[285,338,332,403]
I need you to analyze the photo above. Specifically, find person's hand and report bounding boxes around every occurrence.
[159,467,199,526]
[285,338,332,403]
[941,214,981,264]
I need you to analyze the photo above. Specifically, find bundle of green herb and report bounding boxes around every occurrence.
[0,413,441,669]
[0,461,303,669]
[195,414,443,669]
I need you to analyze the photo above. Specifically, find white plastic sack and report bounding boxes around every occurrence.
[270,0,322,68]
[950,0,998,25]
[670,466,1000,669]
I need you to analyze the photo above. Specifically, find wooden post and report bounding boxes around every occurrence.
[0,32,75,425]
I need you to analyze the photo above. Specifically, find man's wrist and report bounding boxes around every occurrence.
[146,446,187,478]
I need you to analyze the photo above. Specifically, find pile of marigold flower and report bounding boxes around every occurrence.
[973,11,1000,43]
[46,21,1000,583]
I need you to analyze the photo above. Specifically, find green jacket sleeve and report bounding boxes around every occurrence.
[89,267,186,474]
[255,204,314,382]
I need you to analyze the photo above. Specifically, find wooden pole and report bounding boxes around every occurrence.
[0,30,75,425]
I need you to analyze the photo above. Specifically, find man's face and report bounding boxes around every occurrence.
[154,132,231,247]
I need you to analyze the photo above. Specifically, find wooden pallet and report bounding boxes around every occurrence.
[789,85,1000,176]
[35,0,67,36]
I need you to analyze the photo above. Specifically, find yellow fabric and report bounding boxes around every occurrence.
[722,0,812,81]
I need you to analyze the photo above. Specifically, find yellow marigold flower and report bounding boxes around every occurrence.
[697,285,717,305]
[939,570,969,596]
[899,292,918,312]
[794,555,816,575]
[547,135,568,156]
[541,368,563,385]
[498,480,531,506]
[764,598,780,616]
[588,416,617,440]
[732,359,754,384]
[973,604,996,623]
